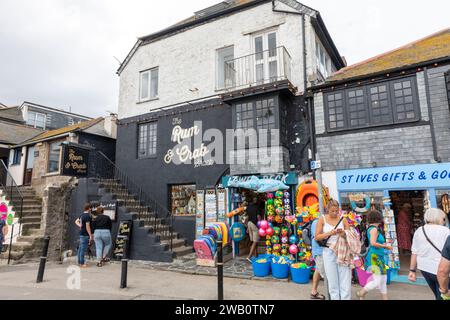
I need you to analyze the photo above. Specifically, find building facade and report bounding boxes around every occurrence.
[311,29,450,281]
[116,0,344,244]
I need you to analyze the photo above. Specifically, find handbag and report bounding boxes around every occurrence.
[317,216,344,248]
[422,226,442,254]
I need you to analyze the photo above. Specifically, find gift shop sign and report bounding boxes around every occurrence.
[337,163,450,191]
[164,119,212,167]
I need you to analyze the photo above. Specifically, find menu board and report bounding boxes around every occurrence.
[196,190,205,238]
[205,189,217,227]
[217,189,227,222]
[113,220,132,260]
[382,208,400,269]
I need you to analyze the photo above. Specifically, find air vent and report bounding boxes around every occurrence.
[194,1,234,18]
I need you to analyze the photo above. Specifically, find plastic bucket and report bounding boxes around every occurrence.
[291,266,311,284]
[252,258,271,278]
[271,262,290,279]
[356,268,373,287]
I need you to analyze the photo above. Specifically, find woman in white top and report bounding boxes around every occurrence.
[315,199,351,300]
[409,208,450,300]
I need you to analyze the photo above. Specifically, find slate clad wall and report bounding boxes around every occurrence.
[427,64,450,162]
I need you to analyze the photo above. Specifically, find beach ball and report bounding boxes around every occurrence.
[289,244,299,255]
[259,228,267,237]
[276,191,284,199]
[271,235,280,244]
[266,228,274,237]
[260,220,269,230]
[289,235,298,244]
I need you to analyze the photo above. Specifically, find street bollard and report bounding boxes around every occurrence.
[36,236,50,283]
[120,237,128,289]
[217,240,224,300]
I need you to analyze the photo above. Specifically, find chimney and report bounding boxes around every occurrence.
[103,113,118,139]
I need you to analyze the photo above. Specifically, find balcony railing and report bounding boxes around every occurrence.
[217,46,292,91]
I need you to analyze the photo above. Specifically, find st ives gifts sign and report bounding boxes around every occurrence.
[164,119,212,167]
[337,162,450,191]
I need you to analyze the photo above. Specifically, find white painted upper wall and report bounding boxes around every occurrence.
[118,2,324,120]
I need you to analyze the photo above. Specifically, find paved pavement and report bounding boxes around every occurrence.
[0,260,435,300]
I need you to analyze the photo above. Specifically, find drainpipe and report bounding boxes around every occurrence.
[423,67,440,163]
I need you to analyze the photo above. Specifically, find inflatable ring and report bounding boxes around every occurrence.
[351,197,371,213]
[296,180,329,212]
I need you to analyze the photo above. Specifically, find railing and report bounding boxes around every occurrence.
[0,160,24,265]
[88,151,174,252]
[218,46,292,91]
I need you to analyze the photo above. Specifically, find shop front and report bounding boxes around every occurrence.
[335,162,450,283]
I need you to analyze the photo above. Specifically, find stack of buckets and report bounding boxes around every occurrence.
[251,255,311,284]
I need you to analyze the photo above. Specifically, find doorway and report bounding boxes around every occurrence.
[23,147,35,186]
[389,190,425,274]
[253,31,278,84]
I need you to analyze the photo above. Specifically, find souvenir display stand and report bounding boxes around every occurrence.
[194,222,233,267]
[382,196,401,271]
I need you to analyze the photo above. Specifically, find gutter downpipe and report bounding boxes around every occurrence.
[423,67,440,163]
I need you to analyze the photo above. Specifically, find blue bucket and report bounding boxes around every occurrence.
[290,266,311,284]
[252,257,271,278]
[271,262,290,279]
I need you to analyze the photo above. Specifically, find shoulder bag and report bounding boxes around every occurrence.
[317,216,344,248]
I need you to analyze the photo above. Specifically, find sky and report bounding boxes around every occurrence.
[0,0,449,118]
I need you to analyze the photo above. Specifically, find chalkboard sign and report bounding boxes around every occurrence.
[113,220,132,260]
[92,201,117,222]
[61,144,89,177]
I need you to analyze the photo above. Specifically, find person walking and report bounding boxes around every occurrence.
[437,235,450,300]
[315,200,352,300]
[75,203,93,268]
[408,208,450,300]
[357,210,393,300]
[310,217,326,300]
[92,206,112,267]
[245,199,261,263]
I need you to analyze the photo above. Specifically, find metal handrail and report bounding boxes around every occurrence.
[0,159,24,264]
[90,151,174,251]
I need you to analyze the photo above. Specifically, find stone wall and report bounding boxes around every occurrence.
[41,181,76,261]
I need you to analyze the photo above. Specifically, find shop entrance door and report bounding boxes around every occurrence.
[389,190,425,274]
[23,147,35,186]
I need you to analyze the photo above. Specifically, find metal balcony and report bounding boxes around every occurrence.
[217,46,292,91]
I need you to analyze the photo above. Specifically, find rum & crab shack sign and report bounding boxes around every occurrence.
[164,119,213,167]
[61,144,90,177]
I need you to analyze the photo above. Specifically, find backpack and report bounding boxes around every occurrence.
[359,225,381,257]
[302,222,313,246]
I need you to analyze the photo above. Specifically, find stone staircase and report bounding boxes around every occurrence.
[0,186,44,264]
[94,179,193,260]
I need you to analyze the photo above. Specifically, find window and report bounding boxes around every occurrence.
[236,103,254,129]
[255,99,276,130]
[138,122,157,158]
[324,77,420,132]
[27,111,46,129]
[316,41,330,78]
[326,92,345,130]
[217,46,234,89]
[68,118,74,126]
[140,68,159,101]
[11,148,22,166]
[254,31,278,84]
[48,142,61,173]
[170,185,196,216]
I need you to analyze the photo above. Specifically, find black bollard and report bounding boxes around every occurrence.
[36,236,50,283]
[217,240,224,300]
[120,237,128,289]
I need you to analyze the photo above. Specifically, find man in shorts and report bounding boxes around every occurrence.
[437,235,450,300]
[310,217,327,299]
[245,199,261,263]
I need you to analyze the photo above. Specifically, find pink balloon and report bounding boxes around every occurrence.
[260,220,269,230]
[289,244,299,255]
[265,228,274,237]
[259,228,267,237]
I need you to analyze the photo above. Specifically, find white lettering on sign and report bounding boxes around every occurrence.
[171,125,200,144]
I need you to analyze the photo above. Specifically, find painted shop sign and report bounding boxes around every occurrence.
[61,144,89,177]
[337,162,450,191]
[164,120,212,167]
[222,172,298,188]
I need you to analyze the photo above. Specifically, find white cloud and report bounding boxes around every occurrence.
[0,0,448,117]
